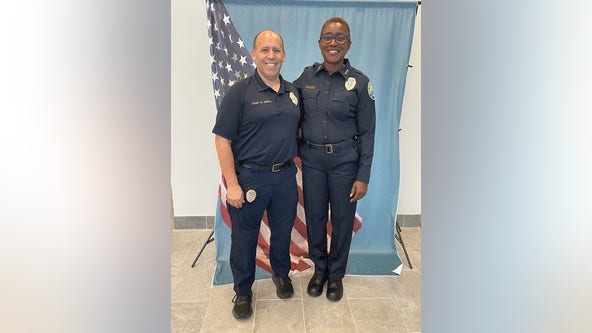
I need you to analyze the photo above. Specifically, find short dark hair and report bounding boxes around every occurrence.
[320,17,351,36]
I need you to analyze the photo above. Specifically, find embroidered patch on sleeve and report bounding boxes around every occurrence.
[367,81,375,100]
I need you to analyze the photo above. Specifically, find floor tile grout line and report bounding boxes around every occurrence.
[171,227,420,332]
[198,288,215,332]
[180,231,202,276]
[343,288,359,333]
[298,278,307,333]
[392,291,411,333]
[185,230,201,264]
[171,300,209,304]
[252,281,259,333]
[171,231,200,284]
[346,297,395,300]
[384,275,415,333]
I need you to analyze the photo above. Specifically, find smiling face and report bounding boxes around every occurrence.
[318,20,351,73]
[251,30,285,83]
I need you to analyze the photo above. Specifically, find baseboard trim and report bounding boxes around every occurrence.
[174,216,215,229]
[396,214,421,228]
[173,214,421,229]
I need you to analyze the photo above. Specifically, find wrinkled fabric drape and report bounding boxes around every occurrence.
[213,0,417,285]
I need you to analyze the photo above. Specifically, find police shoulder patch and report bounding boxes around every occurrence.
[367,81,375,100]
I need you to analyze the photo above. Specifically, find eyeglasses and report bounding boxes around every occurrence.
[319,32,350,44]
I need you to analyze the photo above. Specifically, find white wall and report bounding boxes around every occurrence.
[171,2,422,217]
[171,0,220,216]
[398,5,421,215]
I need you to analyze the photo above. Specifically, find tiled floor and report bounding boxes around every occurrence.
[171,227,421,333]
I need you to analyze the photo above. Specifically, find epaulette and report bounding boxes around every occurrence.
[349,67,369,81]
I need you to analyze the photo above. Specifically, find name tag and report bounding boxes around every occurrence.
[251,100,272,105]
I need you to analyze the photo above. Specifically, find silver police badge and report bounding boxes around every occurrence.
[289,91,298,106]
[345,77,356,91]
[245,188,257,203]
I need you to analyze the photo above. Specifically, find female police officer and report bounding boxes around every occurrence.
[294,17,376,302]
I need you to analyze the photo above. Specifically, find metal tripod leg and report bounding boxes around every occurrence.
[395,222,413,269]
[191,229,214,268]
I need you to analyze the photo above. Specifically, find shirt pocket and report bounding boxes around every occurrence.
[301,89,320,118]
[330,91,358,121]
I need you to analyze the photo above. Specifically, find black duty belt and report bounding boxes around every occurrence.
[236,160,290,172]
[304,139,356,154]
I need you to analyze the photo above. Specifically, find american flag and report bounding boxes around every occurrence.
[207,0,362,276]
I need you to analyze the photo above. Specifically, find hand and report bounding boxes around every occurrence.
[349,181,368,202]
[226,185,245,209]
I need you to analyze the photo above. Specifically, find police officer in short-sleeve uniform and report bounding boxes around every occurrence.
[294,17,376,302]
[212,30,300,319]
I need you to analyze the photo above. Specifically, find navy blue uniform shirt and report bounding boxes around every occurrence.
[294,59,376,183]
[213,71,300,166]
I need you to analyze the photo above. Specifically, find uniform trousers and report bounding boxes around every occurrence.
[228,162,297,296]
[299,142,359,282]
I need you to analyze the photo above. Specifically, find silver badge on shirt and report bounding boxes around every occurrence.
[289,91,298,106]
[345,77,356,91]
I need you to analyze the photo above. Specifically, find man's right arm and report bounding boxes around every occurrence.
[214,135,244,208]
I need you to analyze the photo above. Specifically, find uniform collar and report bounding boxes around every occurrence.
[314,58,352,78]
[252,71,287,93]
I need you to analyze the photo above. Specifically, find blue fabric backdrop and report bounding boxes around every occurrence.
[212,0,417,285]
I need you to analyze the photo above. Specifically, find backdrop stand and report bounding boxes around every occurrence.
[191,229,214,268]
[395,222,413,268]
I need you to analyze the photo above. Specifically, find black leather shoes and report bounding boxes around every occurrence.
[326,280,343,302]
[232,294,252,319]
[307,273,328,297]
[272,276,294,299]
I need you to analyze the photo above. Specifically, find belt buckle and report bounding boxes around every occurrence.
[324,144,334,154]
[271,163,283,172]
